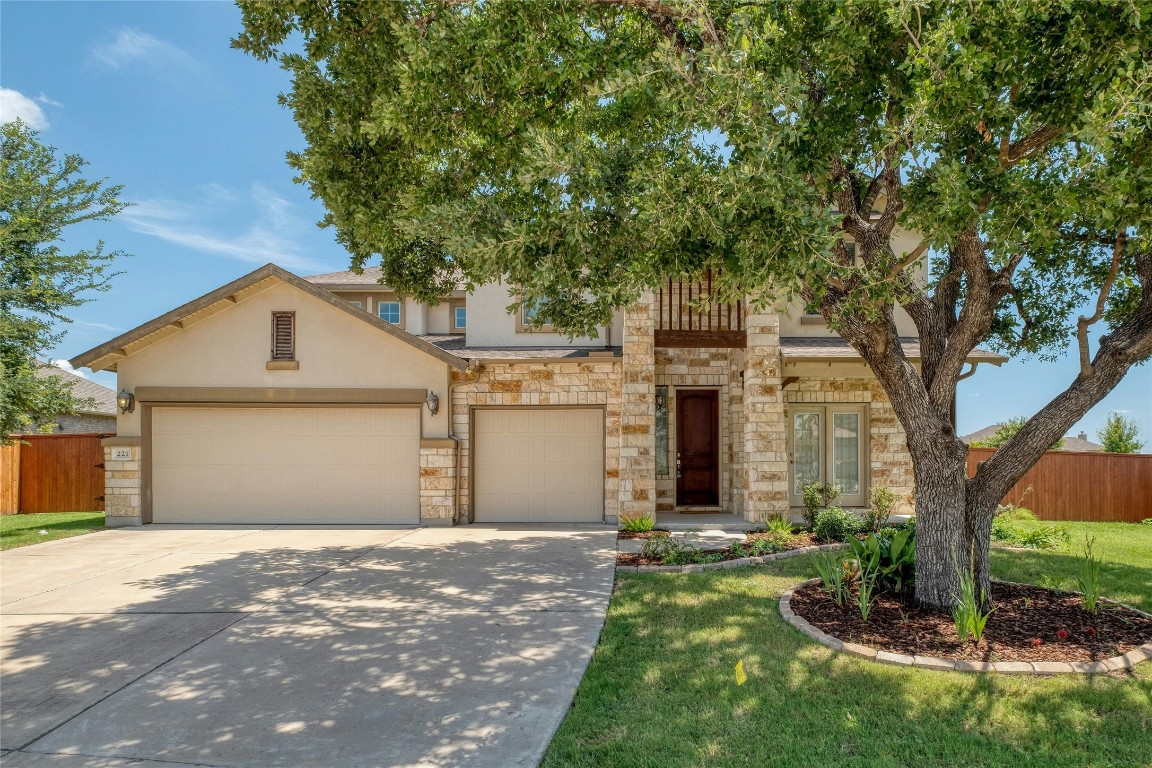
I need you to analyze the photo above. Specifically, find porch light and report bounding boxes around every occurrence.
[425,390,440,417]
[116,389,135,414]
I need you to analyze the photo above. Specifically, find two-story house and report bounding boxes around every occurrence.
[70,250,1003,528]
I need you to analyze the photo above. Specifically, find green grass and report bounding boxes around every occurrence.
[543,522,1152,768]
[0,512,105,550]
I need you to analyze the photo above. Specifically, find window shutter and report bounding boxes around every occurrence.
[271,312,295,360]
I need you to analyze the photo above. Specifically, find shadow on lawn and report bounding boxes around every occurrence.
[543,555,1152,768]
[1,525,615,767]
[989,547,1152,612]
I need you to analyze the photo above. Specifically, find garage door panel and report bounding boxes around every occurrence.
[474,409,603,523]
[152,407,419,524]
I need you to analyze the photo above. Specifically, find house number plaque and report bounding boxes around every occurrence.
[111,448,132,461]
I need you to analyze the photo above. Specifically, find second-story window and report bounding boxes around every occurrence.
[454,305,466,329]
[378,301,401,325]
[518,298,555,332]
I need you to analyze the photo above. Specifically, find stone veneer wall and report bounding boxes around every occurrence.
[784,378,915,509]
[450,359,623,523]
[742,309,789,522]
[102,440,142,527]
[654,347,745,513]
[419,441,458,523]
[618,295,657,520]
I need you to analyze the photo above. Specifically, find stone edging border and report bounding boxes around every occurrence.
[615,542,847,573]
[779,577,1152,675]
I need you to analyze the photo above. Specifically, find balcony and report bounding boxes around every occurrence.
[654,271,746,348]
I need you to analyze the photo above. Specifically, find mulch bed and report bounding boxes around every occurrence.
[617,529,673,540]
[616,548,730,566]
[790,580,1152,663]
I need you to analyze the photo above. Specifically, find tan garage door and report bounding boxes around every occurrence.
[151,407,420,524]
[473,408,604,523]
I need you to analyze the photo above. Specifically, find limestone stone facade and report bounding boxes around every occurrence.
[450,358,623,523]
[419,441,458,524]
[101,439,141,527]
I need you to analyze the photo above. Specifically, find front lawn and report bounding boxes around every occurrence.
[543,521,1152,768]
[0,512,105,550]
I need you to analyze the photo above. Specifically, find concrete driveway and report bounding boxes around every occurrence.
[0,524,616,767]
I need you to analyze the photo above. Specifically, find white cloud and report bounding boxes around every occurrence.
[72,320,124,333]
[37,94,64,108]
[121,184,332,273]
[1,87,49,129]
[52,360,89,379]
[90,28,198,72]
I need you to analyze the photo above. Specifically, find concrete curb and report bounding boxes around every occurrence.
[619,542,848,573]
[778,577,1152,675]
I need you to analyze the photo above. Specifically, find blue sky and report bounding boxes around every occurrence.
[3,1,1149,445]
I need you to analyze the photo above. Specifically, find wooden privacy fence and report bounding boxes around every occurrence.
[0,434,109,515]
[967,447,1152,523]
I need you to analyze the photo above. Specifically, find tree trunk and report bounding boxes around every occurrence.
[909,438,972,610]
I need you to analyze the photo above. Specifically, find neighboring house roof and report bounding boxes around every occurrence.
[961,423,1104,452]
[303,266,389,288]
[34,363,117,415]
[424,335,621,361]
[780,337,1007,364]
[70,263,468,372]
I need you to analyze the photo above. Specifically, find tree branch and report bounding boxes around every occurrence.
[998,124,1063,169]
[1076,231,1127,376]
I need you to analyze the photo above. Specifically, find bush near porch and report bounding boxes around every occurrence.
[543,521,1152,768]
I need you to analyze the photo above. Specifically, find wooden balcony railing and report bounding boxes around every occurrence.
[654,270,746,348]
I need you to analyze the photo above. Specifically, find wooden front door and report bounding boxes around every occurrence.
[676,389,719,506]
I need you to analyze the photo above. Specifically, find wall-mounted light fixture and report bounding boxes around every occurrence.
[655,386,667,409]
[116,388,135,414]
[425,390,440,417]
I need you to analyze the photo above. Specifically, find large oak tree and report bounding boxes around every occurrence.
[235,0,1152,609]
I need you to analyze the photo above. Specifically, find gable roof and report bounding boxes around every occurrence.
[304,266,390,288]
[70,263,468,372]
[34,363,117,415]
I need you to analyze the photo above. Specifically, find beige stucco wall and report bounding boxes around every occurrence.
[465,283,625,348]
[450,359,623,523]
[778,227,926,338]
[113,281,453,438]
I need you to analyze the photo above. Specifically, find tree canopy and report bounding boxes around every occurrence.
[235,0,1152,608]
[1,120,127,441]
[1096,412,1145,453]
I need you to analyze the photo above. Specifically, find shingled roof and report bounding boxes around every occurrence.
[34,363,117,415]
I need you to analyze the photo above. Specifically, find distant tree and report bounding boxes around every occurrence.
[1096,413,1145,453]
[236,1,1152,610]
[971,418,1064,451]
[1,120,127,442]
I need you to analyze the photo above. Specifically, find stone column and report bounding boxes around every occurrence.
[419,438,458,525]
[742,309,789,522]
[618,292,657,521]
[102,436,142,527]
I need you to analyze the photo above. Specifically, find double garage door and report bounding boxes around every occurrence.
[151,407,420,524]
[149,406,605,524]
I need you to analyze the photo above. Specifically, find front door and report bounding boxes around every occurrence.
[676,389,719,506]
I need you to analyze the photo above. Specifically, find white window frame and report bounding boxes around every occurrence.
[377,300,402,326]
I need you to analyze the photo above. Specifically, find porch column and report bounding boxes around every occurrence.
[742,308,789,522]
[618,291,657,521]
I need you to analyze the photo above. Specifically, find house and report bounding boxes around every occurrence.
[962,425,1104,452]
[70,252,1005,528]
[31,363,117,434]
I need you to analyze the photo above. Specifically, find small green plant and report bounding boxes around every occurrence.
[812,506,860,542]
[846,527,915,594]
[995,505,1037,522]
[863,486,898,532]
[811,552,850,606]
[639,533,686,562]
[619,512,656,532]
[855,563,879,622]
[991,508,1069,550]
[763,514,794,535]
[801,482,841,528]
[1142,518,1152,526]
[1075,536,1105,614]
[952,569,994,644]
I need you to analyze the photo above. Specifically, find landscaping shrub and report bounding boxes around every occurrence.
[763,514,794,535]
[846,527,915,594]
[810,551,850,606]
[619,513,655,532]
[952,569,995,644]
[991,510,1070,550]
[801,482,840,528]
[863,486,898,532]
[812,506,859,542]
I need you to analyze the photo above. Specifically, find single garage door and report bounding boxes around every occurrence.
[473,408,604,523]
[151,407,420,524]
